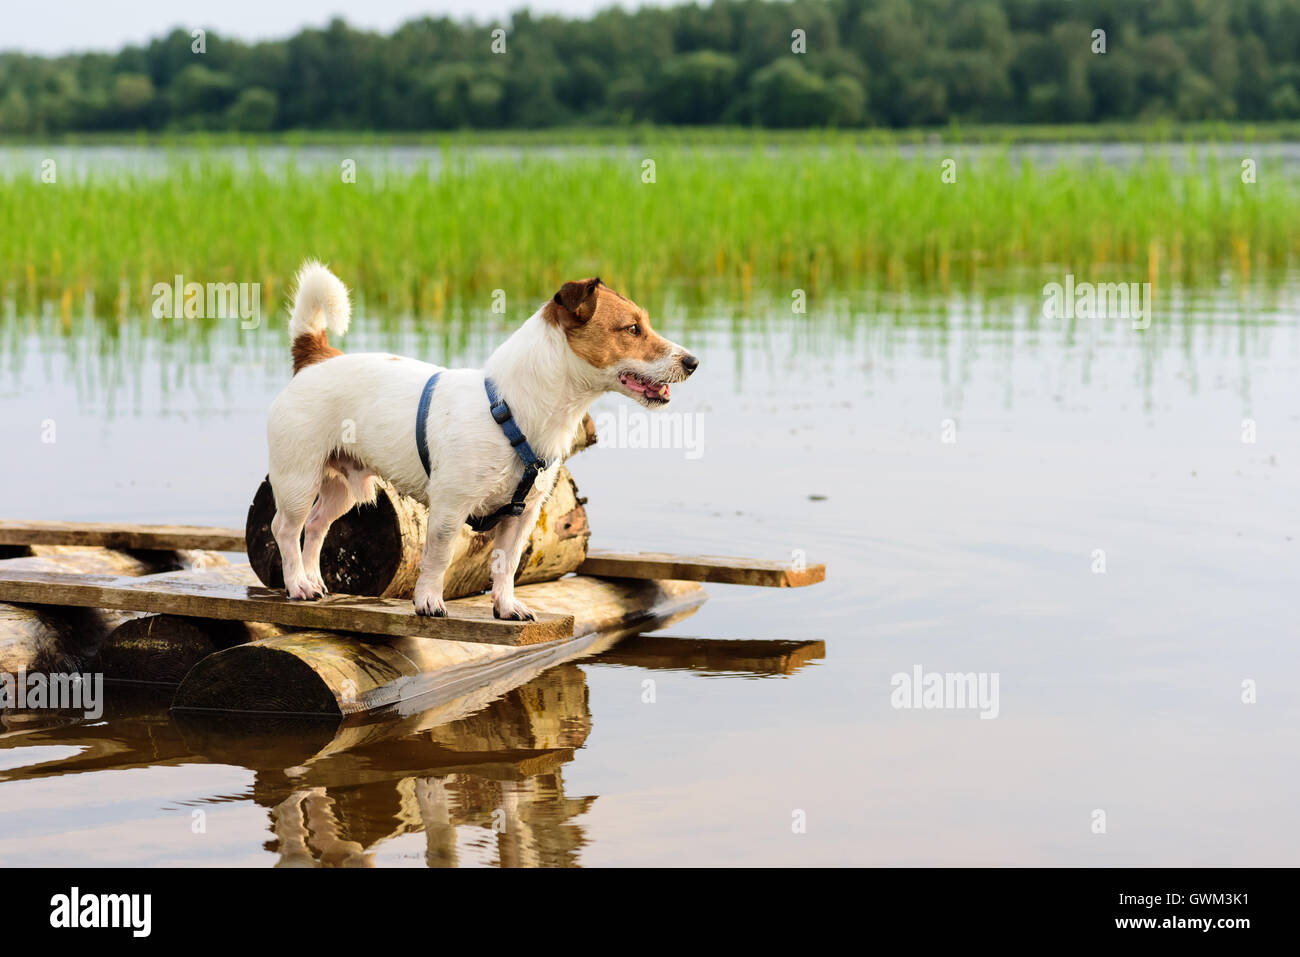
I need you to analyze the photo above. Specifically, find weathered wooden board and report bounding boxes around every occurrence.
[0,520,245,552]
[172,577,706,715]
[0,568,572,647]
[578,549,825,587]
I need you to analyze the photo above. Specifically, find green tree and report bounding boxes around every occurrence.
[170,64,237,119]
[654,50,739,124]
[1270,83,1300,118]
[225,87,278,130]
[827,74,867,125]
[751,59,835,127]
[111,73,154,127]
[0,87,32,133]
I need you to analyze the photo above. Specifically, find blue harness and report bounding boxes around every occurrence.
[416,373,549,533]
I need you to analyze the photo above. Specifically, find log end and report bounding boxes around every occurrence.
[246,477,409,595]
[172,642,343,716]
[97,616,219,686]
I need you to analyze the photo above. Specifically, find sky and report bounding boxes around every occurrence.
[2,1,666,55]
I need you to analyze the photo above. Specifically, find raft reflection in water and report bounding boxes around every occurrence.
[0,629,825,866]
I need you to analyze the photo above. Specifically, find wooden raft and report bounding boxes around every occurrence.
[0,567,572,647]
[0,520,824,664]
[172,576,706,715]
[0,520,826,590]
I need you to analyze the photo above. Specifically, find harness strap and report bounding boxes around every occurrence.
[484,377,546,473]
[415,373,550,533]
[415,371,441,476]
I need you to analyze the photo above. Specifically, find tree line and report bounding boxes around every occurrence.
[2,0,1299,133]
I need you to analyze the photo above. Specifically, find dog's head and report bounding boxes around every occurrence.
[544,277,697,407]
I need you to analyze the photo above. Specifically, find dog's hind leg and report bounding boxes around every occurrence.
[271,475,324,601]
[300,471,356,594]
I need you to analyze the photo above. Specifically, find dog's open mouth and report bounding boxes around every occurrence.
[619,371,670,403]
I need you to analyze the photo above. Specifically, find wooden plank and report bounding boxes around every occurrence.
[0,519,245,552]
[579,548,825,587]
[0,568,571,647]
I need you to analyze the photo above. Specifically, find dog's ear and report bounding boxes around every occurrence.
[552,277,602,323]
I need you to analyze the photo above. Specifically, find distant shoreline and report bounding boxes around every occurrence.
[5,121,1300,148]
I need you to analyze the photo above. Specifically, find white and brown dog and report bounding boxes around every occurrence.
[266,262,697,620]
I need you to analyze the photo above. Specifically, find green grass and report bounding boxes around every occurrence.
[1,140,1294,318]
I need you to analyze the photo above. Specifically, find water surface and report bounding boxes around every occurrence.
[0,281,1296,866]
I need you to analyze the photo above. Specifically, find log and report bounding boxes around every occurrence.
[0,547,225,675]
[95,564,289,685]
[577,549,826,587]
[172,576,706,715]
[245,466,591,600]
[0,567,573,647]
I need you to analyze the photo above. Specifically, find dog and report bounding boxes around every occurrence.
[266,261,698,620]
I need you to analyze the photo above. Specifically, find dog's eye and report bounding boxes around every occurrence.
[627,324,640,336]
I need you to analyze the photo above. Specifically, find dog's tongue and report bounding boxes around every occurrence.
[621,372,668,398]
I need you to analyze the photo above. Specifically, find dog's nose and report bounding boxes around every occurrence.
[680,354,699,375]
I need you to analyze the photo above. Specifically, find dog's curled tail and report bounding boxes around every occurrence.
[288,260,350,374]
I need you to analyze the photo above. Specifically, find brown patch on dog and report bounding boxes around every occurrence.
[544,278,670,369]
[580,411,599,446]
[292,329,343,374]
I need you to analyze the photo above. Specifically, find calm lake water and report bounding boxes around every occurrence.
[10,140,1300,181]
[0,278,1297,866]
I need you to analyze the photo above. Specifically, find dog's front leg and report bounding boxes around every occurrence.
[413,507,463,617]
[489,503,542,621]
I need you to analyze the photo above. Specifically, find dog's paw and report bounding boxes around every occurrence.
[285,578,325,601]
[305,572,328,594]
[413,594,448,617]
[493,598,536,621]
